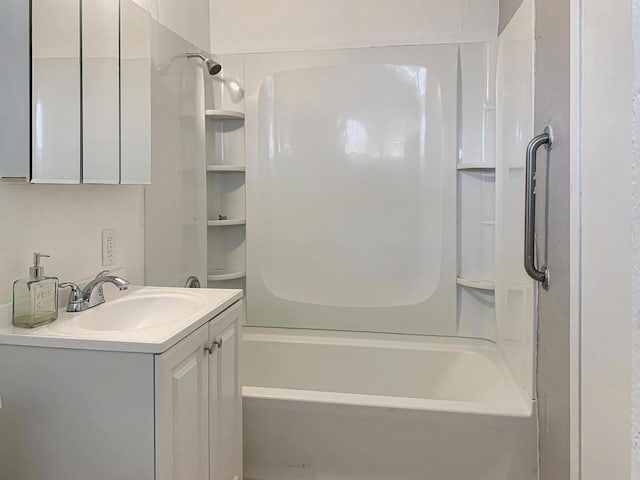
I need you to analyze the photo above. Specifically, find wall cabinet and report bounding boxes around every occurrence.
[0,300,243,480]
[0,0,151,184]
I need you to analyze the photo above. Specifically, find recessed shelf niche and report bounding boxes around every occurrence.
[206,117,245,168]
[458,170,496,282]
[206,171,245,222]
[456,168,496,338]
[207,224,246,283]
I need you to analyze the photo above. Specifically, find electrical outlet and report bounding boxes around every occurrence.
[102,228,116,267]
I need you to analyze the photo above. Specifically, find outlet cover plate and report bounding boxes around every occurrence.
[102,228,116,267]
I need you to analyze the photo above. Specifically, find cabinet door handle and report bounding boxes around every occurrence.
[204,338,222,354]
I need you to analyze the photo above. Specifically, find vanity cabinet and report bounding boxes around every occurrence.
[0,0,151,184]
[156,303,242,480]
[0,299,243,480]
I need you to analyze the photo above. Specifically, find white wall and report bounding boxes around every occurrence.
[0,184,144,304]
[579,0,632,478]
[534,0,571,477]
[210,0,498,54]
[634,0,640,475]
[131,0,210,51]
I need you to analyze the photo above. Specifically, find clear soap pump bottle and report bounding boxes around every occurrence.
[12,253,59,328]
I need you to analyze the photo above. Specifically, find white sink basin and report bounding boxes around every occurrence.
[0,285,243,353]
[52,289,207,333]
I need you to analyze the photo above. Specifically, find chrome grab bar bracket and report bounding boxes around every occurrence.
[524,126,553,290]
[543,125,554,151]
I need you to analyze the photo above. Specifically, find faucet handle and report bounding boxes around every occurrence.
[60,282,84,312]
[60,282,82,299]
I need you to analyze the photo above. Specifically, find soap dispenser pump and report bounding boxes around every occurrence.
[12,253,59,328]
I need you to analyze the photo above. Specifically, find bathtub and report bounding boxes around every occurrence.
[242,329,537,480]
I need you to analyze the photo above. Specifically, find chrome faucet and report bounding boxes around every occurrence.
[60,271,129,313]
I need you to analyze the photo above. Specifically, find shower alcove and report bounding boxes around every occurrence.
[145,1,539,479]
[239,1,535,475]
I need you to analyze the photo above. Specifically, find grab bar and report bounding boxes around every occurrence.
[524,126,553,289]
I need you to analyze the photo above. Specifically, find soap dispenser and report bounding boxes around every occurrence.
[12,253,59,328]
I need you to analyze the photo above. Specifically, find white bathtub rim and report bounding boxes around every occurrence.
[242,385,532,418]
[242,326,496,349]
[242,330,507,355]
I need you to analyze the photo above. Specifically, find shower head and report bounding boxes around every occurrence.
[205,58,222,76]
[186,53,222,76]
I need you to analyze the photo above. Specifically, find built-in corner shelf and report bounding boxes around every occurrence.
[456,276,495,291]
[207,271,246,282]
[207,165,246,172]
[206,102,246,292]
[457,163,496,171]
[207,218,246,227]
[205,109,245,120]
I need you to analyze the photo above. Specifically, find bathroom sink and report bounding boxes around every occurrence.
[0,285,243,353]
[54,289,208,332]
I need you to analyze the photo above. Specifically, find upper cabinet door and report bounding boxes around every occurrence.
[82,0,120,184]
[0,0,29,181]
[120,0,152,184]
[31,0,81,184]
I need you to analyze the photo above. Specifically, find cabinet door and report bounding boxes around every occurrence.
[120,0,151,184]
[82,0,120,184]
[31,0,81,183]
[156,323,209,480]
[208,301,243,480]
[0,0,29,181]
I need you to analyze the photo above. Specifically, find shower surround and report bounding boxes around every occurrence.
[205,0,538,478]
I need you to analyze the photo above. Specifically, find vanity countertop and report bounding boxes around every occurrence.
[0,286,243,354]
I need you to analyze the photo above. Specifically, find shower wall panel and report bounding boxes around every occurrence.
[495,0,536,397]
[244,46,459,336]
[144,21,207,288]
